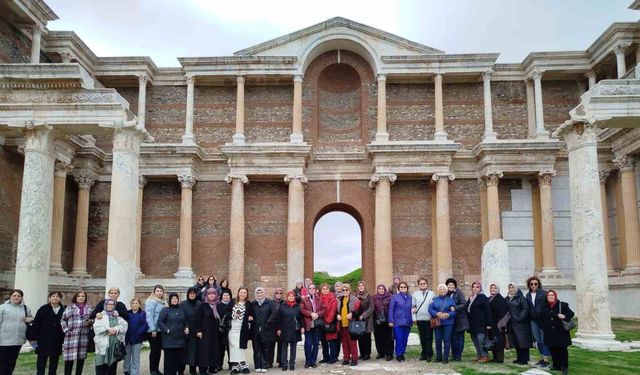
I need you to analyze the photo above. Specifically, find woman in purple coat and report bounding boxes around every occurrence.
[388,281,412,362]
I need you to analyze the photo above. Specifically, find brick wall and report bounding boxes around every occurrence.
[387,83,435,141]
[60,177,78,272]
[245,85,292,143]
[87,182,111,277]
[146,86,187,145]
[0,16,31,63]
[194,86,235,151]
[0,147,23,271]
[443,82,485,149]
[542,80,580,133]
[492,81,529,139]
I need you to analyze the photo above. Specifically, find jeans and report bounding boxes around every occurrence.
[393,326,411,356]
[280,341,297,367]
[451,331,465,360]
[434,324,454,361]
[304,328,320,365]
[0,345,22,375]
[530,320,551,357]
[471,332,488,358]
[36,353,60,375]
[124,343,142,375]
[416,320,434,359]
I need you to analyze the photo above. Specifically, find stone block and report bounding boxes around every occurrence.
[482,239,510,295]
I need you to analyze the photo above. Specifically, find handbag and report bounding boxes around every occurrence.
[23,305,37,341]
[219,313,231,334]
[324,320,337,333]
[429,296,449,329]
[375,311,387,326]
[503,331,511,350]
[559,302,576,331]
[348,320,367,337]
[482,329,497,351]
[313,318,325,330]
[114,341,127,362]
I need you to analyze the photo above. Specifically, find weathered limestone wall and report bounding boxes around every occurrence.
[0,147,23,272]
[194,86,234,151]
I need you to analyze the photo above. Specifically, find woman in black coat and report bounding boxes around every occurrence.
[181,287,201,375]
[446,278,468,361]
[488,283,509,363]
[273,291,303,371]
[539,290,574,375]
[506,282,532,365]
[464,281,492,362]
[195,288,221,374]
[158,293,188,375]
[33,292,66,375]
[217,291,234,371]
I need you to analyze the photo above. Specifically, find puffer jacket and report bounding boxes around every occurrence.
[0,301,32,345]
[145,297,166,333]
[389,292,413,327]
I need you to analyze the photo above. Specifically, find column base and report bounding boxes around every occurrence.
[621,265,640,276]
[232,133,246,145]
[174,268,196,279]
[573,332,626,351]
[289,132,304,144]
[49,266,67,276]
[374,132,389,143]
[434,131,448,142]
[69,270,92,279]
[607,268,620,277]
[135,270,145,279]
[482,132,497,143]
[536,130,550,140]
[538,267,563,279]
[181,134,196,145]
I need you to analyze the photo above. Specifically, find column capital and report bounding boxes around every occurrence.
[481,70,492,81]
[284,175,308,185]
[483,172,503,187]
[225,173,249,184]
[538,170,556,185]
[178,173,197,188]
[59,51,73,63]
[478,177,487,188]
[585,70,596,80]
[293,74,304,83]
[529,69,543,81]
[74,171,96,189]
[599,170,610,184]
[554,119,599,149]
[138,74,147,86]
[614,42,631,56]
[23,123,54,153]
[237,75,245,84]
[139,175,147,188]
[54,161,73,177]
[113,125,146,153]
[432,172,455,182]
[613,154,636,171]
[369,173,396,188]
[185,74,195,85]
[377,74,386,82]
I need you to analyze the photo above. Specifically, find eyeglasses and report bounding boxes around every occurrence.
[275,292,283,294]
[343,288,350,291]
[418,282,427,285]
[198,278,204,281]
[399,286,408,289]
[530,282,539,286]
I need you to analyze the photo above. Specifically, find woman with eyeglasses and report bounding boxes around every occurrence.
[428,284,456,364]
[61,290,93,375]
[194,277,207,301]
[336,283,360,366]
[464,281,492,363]
[446,278,468,361]
[93,298,128,375]
[525,276,550,368]
[388,281,412,362]
[269,288,285,369]
[228,288,253,374]
[505,282,532,365]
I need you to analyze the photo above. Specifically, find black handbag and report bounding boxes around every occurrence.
[348,320,366,337]
[559,302,576,331]
[482,329,497,351]
[375,311,387,326]
[219,313,231,334]
[324,321,337,333]
[313,318,324,330]
[114,342,127,362]
[23,306,37,341]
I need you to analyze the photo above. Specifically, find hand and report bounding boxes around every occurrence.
[336,315,341,321]
[23,316,34,324]
[277,330,281,337]
[388,323,394,327]
[248,316,254,322]
[346,313,352,320]
[184,327,189,335]
[112,311,119,318]
[360,316,365,320]
[151,331,157,338]
[106,327,117,336]
[442,313,449,319]
[486,326,492,330]
[411,307,417,314]
[197,332,202,339]
[96,312,103,320]
[557,313,566,320]
[311,312,318,320]
[301,328,305,334]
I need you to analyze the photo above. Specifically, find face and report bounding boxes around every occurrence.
[77,292,86,303]
[10,292,22,304]
[394,277,400,284]
[296,282,303,289]
[197,277,204,284]
[335,283,342,292]
[222,293,231,302]
[238,289,248,301]
[170,295,179,306]
[109,289,120,300]
[490,285,498,296]
[308,285,316,294]
[377,286,385,295]
[287,293,295,302]
[418,280,428,290]
[255,289,264,299]
[508,284,516,294]
[547,293,556,304]
[399,284,408,293]
[49,293,61,305]
[207,291,216,300]
[342,286,350,295]
[188,291,197,300]
[154,287,164,298]
[105,300,116,311]
[208,277,215,284]
[131,300,140,310]
[275,290,283,299]
[358,283,365,292]
[221,280,228,288]
[321,285,330,294]
[529,279,539,291]
[447,282,455,292]
[472,283,481,294]
[438,286,447,296]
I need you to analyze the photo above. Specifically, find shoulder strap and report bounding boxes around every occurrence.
[23,304,27,317]
[417,291,429,312]
[558,300,562,314]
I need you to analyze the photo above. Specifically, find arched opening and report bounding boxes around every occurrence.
[313,208,362,285]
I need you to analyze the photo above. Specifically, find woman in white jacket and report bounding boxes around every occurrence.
[0,289,33,375]
[93,299,127,375]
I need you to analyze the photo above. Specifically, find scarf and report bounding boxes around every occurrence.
[320,290,335,308]
[356,281,370,300]
[273,287,284,303]
[507,282,519,299]
[75,303,87,318]
[373,283,390,314]
[286,291,297,307]
[547,290,559,309]
[103,298,116,317]
[468,281,482,313]
[205,288,220,318]
[489,283,500,302]
[168,292,180,308]
[187,287,199,307]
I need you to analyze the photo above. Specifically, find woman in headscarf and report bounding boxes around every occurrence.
[228,287,252,374]
[269,287,285,369]
[301,284,325,368]
[388,281,412,362]
[61,290,93,375]
[372,283,393,361]
[446,278,468,361]
[539,290,574,375]
[464,281,492,363]
[181,287,202,375]
[206,276,221,296]
[319,283,338,364]
[273,291,303,371]
[428,284,456,364]
[355,281,374,361]
[32,291,66,375]
[505,282,532,365]
[158,293,188,375]
[337,283,361,366]
[488,283,509,363]
[93,298,127,375]
[217,291,234,372]
[196,288,220,374]
[389,275,401,295]
[333,281,343,359]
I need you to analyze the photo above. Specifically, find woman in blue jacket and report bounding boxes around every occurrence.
[428,284,456,364]
[388,281,412,362]
[124,297,148,375]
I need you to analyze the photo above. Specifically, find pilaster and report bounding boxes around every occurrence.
[291,74,304,143]
[233,75,246,145]
[530,69,549,139]
[482,71,497,142]
[182,74,196,145]
[434,73,447,141]
[599,170,616,275]
[375,74,388,142]
[137,74,147,129]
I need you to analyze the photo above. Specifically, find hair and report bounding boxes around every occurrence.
[107,287,120,294]
[417,277,428,285]
[221,291,231,299]
[342,283,351,290]
[130,297,141,306]
[445,278,457,288]
[10,289,24,298]
[153,284,164,293]
[320,283,330,291]
[48,291,63,298]
[208,276,217,283]
[398,281,409,291]
[236,287,249,302]
[526,276,542,292]
[168,292,180,305]
[71,290,87,304]
[220,279,229,288]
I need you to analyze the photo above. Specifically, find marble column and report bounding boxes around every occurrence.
[14,125,55,309]
[530,178,543,272]
[71,172,95,277]
[525,79,536,138]
[370,173,396,285]
[135,176,146,278]
[49,161,73,275]
[375,74,388,142]
[175,174,196,278]
[434,73,447,141]
[586,71,597,90]
[538,170,562,278]
[105,126,146,307]
[614,173,628,268]
[599,171,616,274]
[182,74,196,144]
[137,75,147,129]
[291,75,304,143]
[555,120,619,350]
[482,71,497,142]
[225,174,248,289]
[285,175,307,289]
[233,75,246,144]
[614,155,640,275]
[433,173,454,284]
[30,25,42,64]
[531,69,549,139]
[484,172,502,240]
[478,178,489,245]
[615,44,628,79]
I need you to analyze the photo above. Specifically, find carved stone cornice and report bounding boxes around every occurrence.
[367,141,459,177]
[178,173,197,189]
[369,173,397,188]
[0,63,93,89]
[224,174,249,184]
[473,140,561,177]
[221,143,311,180]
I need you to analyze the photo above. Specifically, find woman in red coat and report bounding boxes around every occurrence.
[318,284,338,364]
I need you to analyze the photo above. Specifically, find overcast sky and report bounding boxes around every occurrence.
[46,0,638,67]
[314,212,361,276]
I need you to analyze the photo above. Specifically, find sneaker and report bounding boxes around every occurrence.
[311,363,317,368]
[231,366,240,375]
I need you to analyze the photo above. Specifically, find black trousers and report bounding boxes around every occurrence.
[64,359,85,375]
[163,348,185,375]
[148,333,162,373]
[269,339,283,366]
[417,320,434,359]
[36,353,60,375]
[373,324,394,357]
[549,346,569,370]
[252,336,269,370]
[95,364,117,375]
[357,332,372,357]
[516,348,530,364]
[0,345,22,375]
[218,335,230,369]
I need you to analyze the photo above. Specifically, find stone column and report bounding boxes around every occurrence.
[30,25,42,64]
[555,120,619,350]
[433,173,454,284]
[233,75,246,144]
[614,174,628,268]
[538,170,562,278]
[434,73,447,141]
[71,172,95,277]
[285,175,307,289]
[182,74,196,144]
[530,178,543,272]
[614,155,640,275]
[525,79,536,138]
[478,178,489,245]
[370,173,396,285]
[135,176,146,278]
[482,71,497,142]
[615,44,628,79]
[225,174,248,289]
[291,74,304,143]
[49,161,73,275]
[599,171,616,274]
[14,125,55,309]
[586,71,597,90]
[175,174,196,278]
[484,172,502,240]
[531,70,549,139]
[105,126,146,307]
[375,74,388,142]
[137,75,147,129]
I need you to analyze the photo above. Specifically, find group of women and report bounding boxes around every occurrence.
[0,275,574,375]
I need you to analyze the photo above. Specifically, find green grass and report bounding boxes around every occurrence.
[314,268,362,289]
